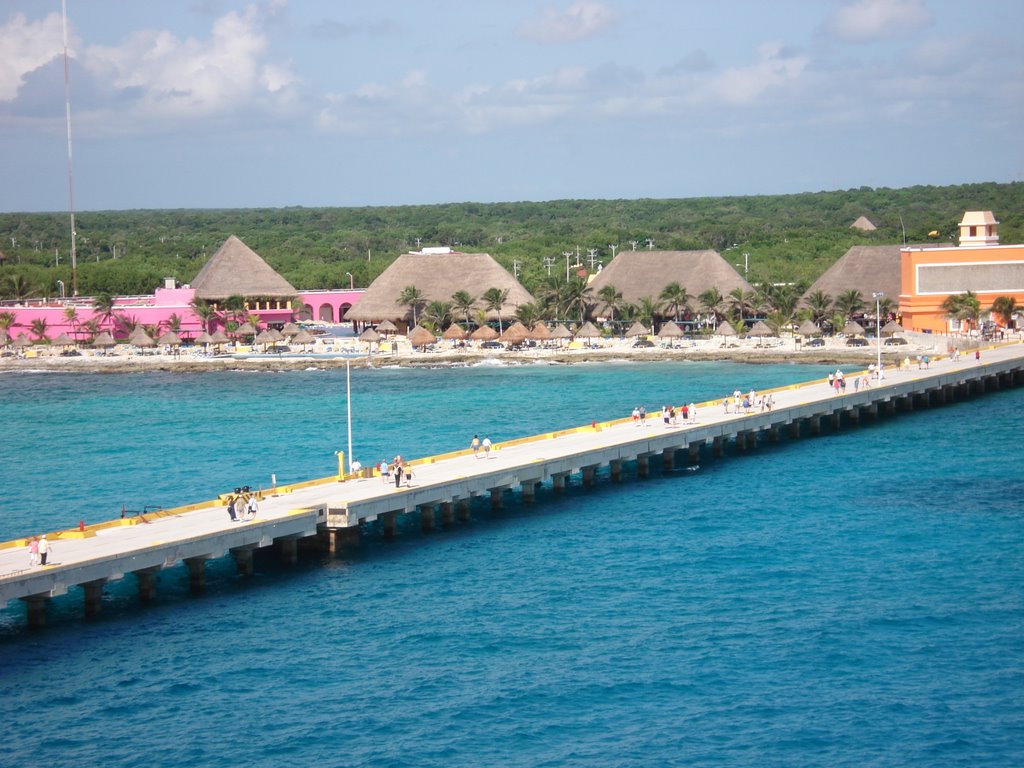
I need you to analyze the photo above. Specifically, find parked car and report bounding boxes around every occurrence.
[846,337,869,347]
[806,338,825,348]
[884,336,908,345]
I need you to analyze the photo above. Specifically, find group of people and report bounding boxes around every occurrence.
[722,389,773,414]
[225,486,259,522]
[26,534,51,567]
[379,455,414,487]
[660,403,698,426]
[470,435,493,458]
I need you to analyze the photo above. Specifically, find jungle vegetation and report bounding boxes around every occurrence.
[1,182,1021,303]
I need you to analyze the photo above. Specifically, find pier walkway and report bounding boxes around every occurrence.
[3,343,1024,626]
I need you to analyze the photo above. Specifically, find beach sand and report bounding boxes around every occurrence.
[0,335,945,374]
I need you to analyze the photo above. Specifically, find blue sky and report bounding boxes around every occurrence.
[1,0,1021,212]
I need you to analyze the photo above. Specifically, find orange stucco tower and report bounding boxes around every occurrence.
[899,211,1024,333]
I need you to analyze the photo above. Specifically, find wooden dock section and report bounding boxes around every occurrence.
[3,344,1023,627]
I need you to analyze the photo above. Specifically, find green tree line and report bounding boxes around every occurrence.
[1,181,1021,301]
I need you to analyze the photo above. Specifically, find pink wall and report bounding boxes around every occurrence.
[297,289,364,323]
[3,288,365,341]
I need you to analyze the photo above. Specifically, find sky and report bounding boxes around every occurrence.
[1,0,1022,212]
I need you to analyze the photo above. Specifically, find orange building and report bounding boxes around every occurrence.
[899,211,1024,333]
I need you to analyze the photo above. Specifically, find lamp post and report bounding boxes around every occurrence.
[345,272,354,290]
[872,291,884,378]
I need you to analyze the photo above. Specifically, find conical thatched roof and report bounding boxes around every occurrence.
[376,319,398,333]
[195,331,214,344]
[801,245,903,307]
[624,321,650,337]
[234,322,256,336]
[842,320,866,336]
[130,329,156,347]
[589,250,752,316]
[500,321,530,343]
[158,331,182,346]
[281,322,301,337]
[881,320,904,335]
[796,319,822,336]
[850,216,877,231]
[13,333,32,347]
[748,320,775,336]
[347,252,535,323]
[714,320,737,337]
[550,323,572,339]
[575,321,602,338]
[470,325,499,341]
[51,332,76,346]
[93,331,116,347]
[291,329,315,345]
[528,323,552,341]
[407,325,436,347]
[210,329,230,344]
[191,235,297,300]
[442,324,467,340]
[657,321,683,338]
[255,329,277,344]
[358,327,381,342]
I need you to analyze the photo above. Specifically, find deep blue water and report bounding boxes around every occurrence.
[1,361,1022,767]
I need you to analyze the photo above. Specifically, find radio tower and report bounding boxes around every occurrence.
[62,0,78,296]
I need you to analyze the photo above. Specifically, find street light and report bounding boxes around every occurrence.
[872,291,884,379]
[345,272,354,290]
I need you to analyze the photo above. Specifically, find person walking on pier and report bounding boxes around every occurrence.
[38,535,50,566]
[394,457,404,487]
[472,435,481,457]
[226,488,240,522]
[28,535,39,567]
[244,487,259,520]
[482,436,492,457]
[689,402,697,423]
[379,459,390,483]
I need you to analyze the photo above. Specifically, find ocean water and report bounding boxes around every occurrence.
[0,361,1022,767]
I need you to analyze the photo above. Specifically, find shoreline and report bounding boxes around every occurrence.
[0,342,927,374]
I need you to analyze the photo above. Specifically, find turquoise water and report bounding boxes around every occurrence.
[1,361,1022,767]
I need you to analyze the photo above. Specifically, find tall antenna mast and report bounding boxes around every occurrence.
[61,0,78,296]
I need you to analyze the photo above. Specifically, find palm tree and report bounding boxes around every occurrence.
[803,290,833,325]
[397,285,427,326]
[422,300,453,331]
[290,297,309,322]
[190,297,218,334]
[659,282,691,322]
[834,289,866,320]
[482,287,510,334]
[514,302,542,328]
[537,277,565,322]
[223,294,247,323]
[0,311,15,334]
[698,287,725,328]
[451,290,476,328]
[597,284,624,326]
[63,305,79,340]
[562,276,593,324]
[2,274,36,301]
[92,292,119,332]
[941,291,981,332]
[990,295,1018,327]
[636,296,661,329]
[29,317,48,341]
[727,287,755,325]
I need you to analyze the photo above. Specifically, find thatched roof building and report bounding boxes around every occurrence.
[588,250,752,316]
[850,216,877,232]
[347,252,535,324]
[801,245,903,305]
[191,235,297,301]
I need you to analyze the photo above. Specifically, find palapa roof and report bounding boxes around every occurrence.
[588,250,752,315]
[93,331,116,347]
[714,320,737,337]
[210,329,230,344]
[575,321,602,338]
[158,331,182,346]
[195,331,214,344]
[358,327,382,342]
[549,323,572,339]
[624,321,650,337]
[528,323,552,341]
[51,332,76,346]
[470,325,498,341]
[130,330,156,347]
[748,320,776,336]
[291,329,315,344]
[657,321,683,338]
[347,252,535,323]
[191,235,297,301]
[801,245,903,306]
[850,216,877,231]
[407,325,436,346]
[442,324,467,340]
[881,320,904,335]
[500,321,530,343]
[796,319,822,336]
[842,320,866,336]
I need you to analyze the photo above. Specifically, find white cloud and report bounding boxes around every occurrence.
[519,1,619,44]
[0,12,65,102]
[82,4,297,120]
[702,43,809,106]
[823,0,934,43]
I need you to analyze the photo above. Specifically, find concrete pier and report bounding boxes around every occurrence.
[3,343,1022,628]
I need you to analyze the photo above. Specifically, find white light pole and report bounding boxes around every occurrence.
[345,272,354,290]
[346,357,353,473]
[872,291,884,378]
